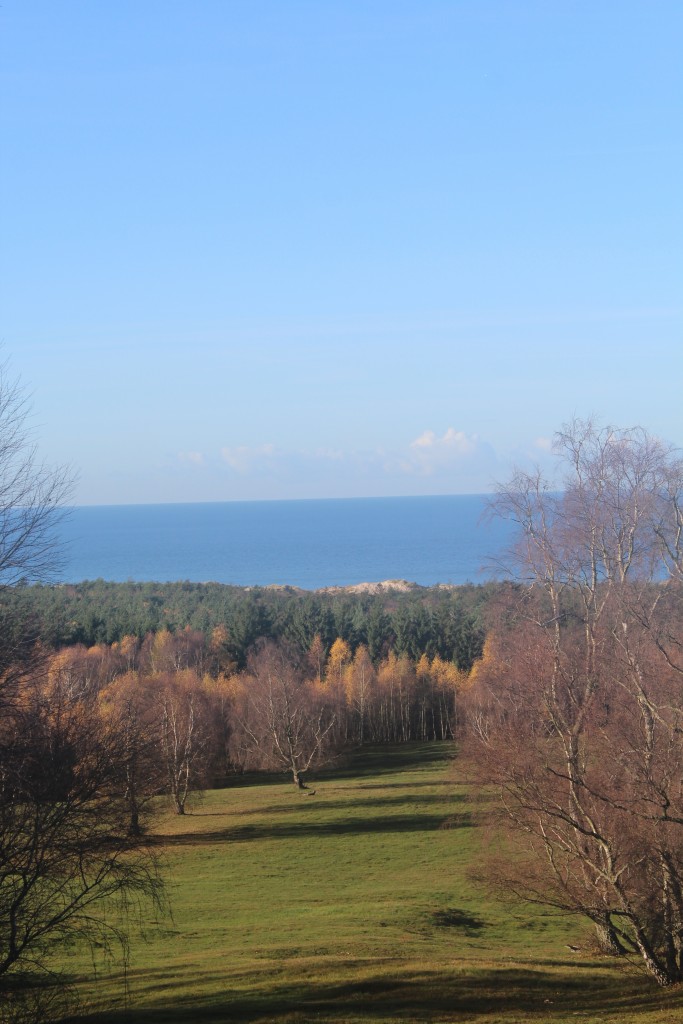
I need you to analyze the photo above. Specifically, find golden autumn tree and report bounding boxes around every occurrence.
[307,632,326,685]
[343,644,376,744]
[98,671,165,835]
[326,636,351,687]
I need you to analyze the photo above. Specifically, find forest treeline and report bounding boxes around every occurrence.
[0,582,491,840]
[32,626,477,813]
[2,579,490,671]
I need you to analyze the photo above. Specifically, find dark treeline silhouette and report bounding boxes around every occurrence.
[32,621,478,805]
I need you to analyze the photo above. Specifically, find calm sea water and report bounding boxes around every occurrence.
[56,495,515,589]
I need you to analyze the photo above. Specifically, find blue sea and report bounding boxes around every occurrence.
[56,495,515,590]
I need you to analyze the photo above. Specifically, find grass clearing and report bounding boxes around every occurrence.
[61,745,683,1023]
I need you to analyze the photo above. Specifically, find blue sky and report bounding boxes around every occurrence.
[2,1,681,505]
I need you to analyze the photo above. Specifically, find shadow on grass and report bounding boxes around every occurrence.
[351,779,457,790]
[252,792,469,816]
[152,810,473,846]
[322,743,456,782]
[430,907,487,935]
[64,962,683,1023]
[212,744,456,794]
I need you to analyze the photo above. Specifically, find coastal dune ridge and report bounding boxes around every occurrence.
[255,578,449,595]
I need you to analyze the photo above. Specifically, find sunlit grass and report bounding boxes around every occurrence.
[60,745,683,1023]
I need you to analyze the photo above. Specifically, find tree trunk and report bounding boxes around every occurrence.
[128,801,141,836]
[594,919,626,956]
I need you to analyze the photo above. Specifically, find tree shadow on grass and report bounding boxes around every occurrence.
[150,810,473,847]
[193,780,461,821]
[323,743,456,782]
[351,779,457,790]
[213,745,456,794]
[64,961,683,1023]
[253,792,469,816]
[430,907,487,935]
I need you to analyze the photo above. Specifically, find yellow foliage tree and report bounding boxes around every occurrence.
[343,645,376,744]
[326,637,351,687]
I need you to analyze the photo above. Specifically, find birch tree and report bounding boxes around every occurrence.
[233,641,336,790]
[464,420,683,985]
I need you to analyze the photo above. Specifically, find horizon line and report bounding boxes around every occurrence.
[69,491,499,510]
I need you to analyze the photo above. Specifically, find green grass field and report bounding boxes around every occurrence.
[62,745,683,1024]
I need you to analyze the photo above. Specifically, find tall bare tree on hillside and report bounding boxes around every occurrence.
[0,365,72,581]
[464,420,683,986]
[0,363,72,702]
[0,364,163,1021]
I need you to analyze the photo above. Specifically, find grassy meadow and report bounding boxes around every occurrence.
[62,745,683,1024]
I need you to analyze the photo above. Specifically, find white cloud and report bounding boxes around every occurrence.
[410,428,478,455]
[411,430,437,449]
[163,430,503,499]
[177,450,205,465]
[220,443,276,473]
[405,427,480,474]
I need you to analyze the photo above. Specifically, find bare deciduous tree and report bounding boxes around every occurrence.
[0,680,165,972]
[0,364,73,712]
[150,671,214,814]
[0,363,72,590]
[232,640,336,790]
[464,420,683,986]
[0,364,164,1020]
